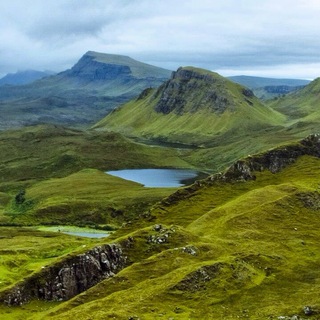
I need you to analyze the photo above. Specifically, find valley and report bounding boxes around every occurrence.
[0,51,320,319]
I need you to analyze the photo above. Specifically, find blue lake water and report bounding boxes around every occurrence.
[106,169,207,188]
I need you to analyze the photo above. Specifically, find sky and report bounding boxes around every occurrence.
[0,0,320,79]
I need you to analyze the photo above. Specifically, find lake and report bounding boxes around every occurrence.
[106,168,207,187]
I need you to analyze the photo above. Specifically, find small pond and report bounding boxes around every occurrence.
[106,168,207,188]
[37,226,110,238]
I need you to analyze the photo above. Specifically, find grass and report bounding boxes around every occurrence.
[1,169,176,226]
[0,123,191,193]
[2,70,320,319]
[0,227,96,293]
[2,152,318,319]
[95,67,286,147]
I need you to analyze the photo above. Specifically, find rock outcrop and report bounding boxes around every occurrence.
[221,133,320,181]
[154,67,236,115]
[157,134,320,207]
[1,243,126,306]
[65,54,132,82]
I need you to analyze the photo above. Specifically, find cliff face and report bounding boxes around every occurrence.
[0,51,171,129]
[64,54,132,82]
[222,133,320,181]
[158,134,320,206]
[1,243,126,306]
[154,67,238,115]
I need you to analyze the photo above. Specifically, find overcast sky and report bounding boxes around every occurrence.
[0,0,320,79]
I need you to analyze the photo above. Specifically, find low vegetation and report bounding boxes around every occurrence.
[1,66,320,319]
[1,137,320,319]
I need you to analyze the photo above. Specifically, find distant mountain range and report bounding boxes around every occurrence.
[228,75,311,99]
[0,51,171,130]
[0,70,55,86]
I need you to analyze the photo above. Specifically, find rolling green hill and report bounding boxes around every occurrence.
[95,67,286,146]
[0,51,171,130]
[0,124,193,226]
[270,77,320,119]
[1,135,320,319]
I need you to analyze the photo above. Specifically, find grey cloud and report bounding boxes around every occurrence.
[1,0,320,78]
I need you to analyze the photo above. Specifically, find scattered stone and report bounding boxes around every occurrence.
[153,224,163,232]
[304,306,313,316]
[182,246,198,256]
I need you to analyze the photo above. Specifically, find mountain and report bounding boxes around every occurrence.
[0,51,171,130]
[95,66,285,146]
[270,77,320,119]
[260,77,320,144]
[2,135,320,319]
[0,70,55,86]
[229,75,311,100]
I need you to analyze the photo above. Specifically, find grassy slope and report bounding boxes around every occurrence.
[0,124,190,190]
[2,169,175,226]
[95,67,285,146]
[0,124,192,226]
[8,149,319,319]
[270,77,320,120]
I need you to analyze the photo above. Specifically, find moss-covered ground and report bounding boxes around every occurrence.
[0,153,318,319]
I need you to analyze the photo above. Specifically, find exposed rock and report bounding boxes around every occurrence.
[296,192,320,210]
[182,245,198,256]
[156,134,320,207]
[1,243,126,306]
[242,88,255,98]
[303,305,320,316]
[147,226,175,244]
[66,54,132,82]
[154,67,235,115]
[216,133,320,182]
[153,224,163,232]
[173,263,223,292]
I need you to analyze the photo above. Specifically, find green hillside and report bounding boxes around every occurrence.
[2,136,320,319]
[270,77,320,120]
[95,67,285,146]
[0,124,193,227]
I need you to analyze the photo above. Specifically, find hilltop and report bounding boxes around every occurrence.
[0,51,171,130]
[95,66,285,146]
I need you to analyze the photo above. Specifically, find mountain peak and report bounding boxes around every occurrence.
[66,51,171,81]
[95,66,285,145]
[154,66,250,115]
[173,66,222,81]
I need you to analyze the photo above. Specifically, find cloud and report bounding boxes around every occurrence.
[0,0,320,78]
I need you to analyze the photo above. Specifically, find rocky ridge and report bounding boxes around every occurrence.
[157,134,320,207]
[1,243,126,306]
[154,67,241,115]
